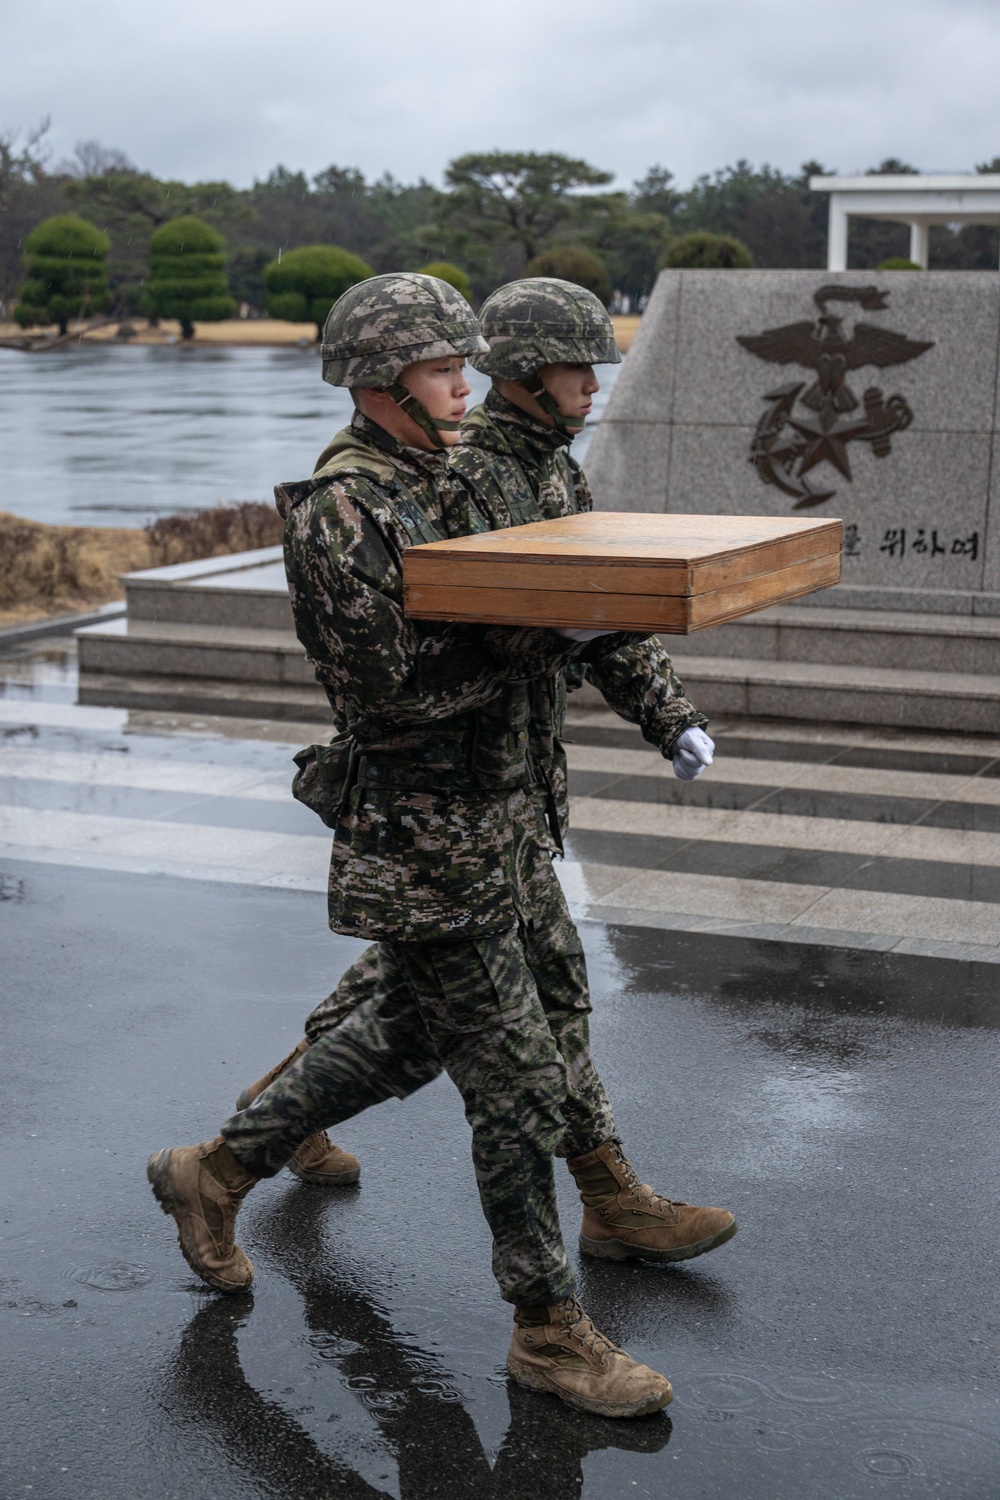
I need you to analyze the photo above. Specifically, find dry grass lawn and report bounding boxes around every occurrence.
[0,317,318,347]
[0,314,642,352]
[0,513,152,626]
[0,503,283,628]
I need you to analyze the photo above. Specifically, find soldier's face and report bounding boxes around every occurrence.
[539,362,600,429]
[399,356,472,447]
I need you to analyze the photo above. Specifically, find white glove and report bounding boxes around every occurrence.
[553,627,617,642]
[672,726,714,781]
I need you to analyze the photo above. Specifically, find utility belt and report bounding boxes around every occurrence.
[294,674,569,848]
[357,756,528,792]
[291,733,535,831]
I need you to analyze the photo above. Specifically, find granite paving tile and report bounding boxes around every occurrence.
[586,866,826,925]
[570,772,945,826]
[0,746,289,798]
[565,742,991,803]
[841,858,1000,904]
[569,795,1000,867]
[790,887,1000,948]
[919,801,1000,835]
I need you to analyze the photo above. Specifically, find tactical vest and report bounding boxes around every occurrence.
[279,432,539,812]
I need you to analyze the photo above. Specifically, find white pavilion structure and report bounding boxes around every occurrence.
[808,174,1000,270]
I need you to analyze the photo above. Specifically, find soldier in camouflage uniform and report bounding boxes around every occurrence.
[148,274,730,1419]
[244,281,724,1211]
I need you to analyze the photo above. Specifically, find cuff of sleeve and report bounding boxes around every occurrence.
[662,712,710,759]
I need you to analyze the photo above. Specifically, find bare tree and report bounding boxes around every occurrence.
[0,118,51,213]
[0,119,65,312]
[58,140,136,179]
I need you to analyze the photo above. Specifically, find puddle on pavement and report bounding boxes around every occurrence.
[0,635,78,703]
[600,919,1000,1029]
[145,1188,1000,1500]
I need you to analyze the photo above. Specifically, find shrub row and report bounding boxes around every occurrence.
[14,205,760,341]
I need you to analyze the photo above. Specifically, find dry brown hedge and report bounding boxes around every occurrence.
[144,501,283,566]
[0,501,283,623]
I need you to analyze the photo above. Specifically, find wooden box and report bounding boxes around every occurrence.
[403,513,842,633]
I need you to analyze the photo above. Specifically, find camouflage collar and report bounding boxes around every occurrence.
[476,388,574,460]
[275,409,451,518]
[355,409,451,480]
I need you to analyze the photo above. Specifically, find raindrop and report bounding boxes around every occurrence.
[859,1449,921,1477]
[69,1262,152,1292]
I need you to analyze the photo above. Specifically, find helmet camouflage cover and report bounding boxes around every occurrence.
[321,272,487,388]
[470,277,621,380]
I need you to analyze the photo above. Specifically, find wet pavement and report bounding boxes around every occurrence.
[2,635,1000,1497]
[2,854,999,1499]
[0,634,78,703]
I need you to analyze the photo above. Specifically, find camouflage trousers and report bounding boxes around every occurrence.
[221,788,617,1306]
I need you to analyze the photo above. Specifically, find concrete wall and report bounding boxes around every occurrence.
[585,269,1000,614]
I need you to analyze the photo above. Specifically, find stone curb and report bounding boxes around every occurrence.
[0,604,126,648]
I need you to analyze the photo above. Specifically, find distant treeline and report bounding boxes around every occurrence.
[2,125,999,316]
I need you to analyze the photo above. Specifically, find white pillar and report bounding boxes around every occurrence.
[909,221,929,267]
[827,198,848,271]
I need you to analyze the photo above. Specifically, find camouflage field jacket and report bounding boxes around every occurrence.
[275,410,626,941]
[451,389,708,834]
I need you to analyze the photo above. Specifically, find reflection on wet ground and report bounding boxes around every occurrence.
[2,860,998,1498]
[603,921,1000,1030]
[168,1191,674,1500]
[0,635,77,702]
[0,347,617,528]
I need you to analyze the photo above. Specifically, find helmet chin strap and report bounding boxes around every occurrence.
[521,375,585,438]
[386,379,461,450]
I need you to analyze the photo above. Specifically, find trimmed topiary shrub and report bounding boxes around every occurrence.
[661,233,754,269]
[877,257,922,270]
[417,261,473,301]
[14,215,111,335]
[146,217,236,340]
[265,245,374,339]
[523,246,613,307]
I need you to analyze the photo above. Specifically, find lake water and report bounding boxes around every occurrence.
[0,345,620,529]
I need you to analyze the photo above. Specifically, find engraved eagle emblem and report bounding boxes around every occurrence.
[736,285,934,508]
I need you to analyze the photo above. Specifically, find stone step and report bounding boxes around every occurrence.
[671,653,1000,734]
[676,605,1000,675]
[75,636,1000,734]
[76,617,313,686]
[77,670,332,722]
[124,548,292,631]
[74,550,1000,734]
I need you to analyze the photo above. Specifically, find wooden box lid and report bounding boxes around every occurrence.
[403,512,842,634]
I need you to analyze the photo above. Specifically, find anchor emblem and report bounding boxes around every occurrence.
[736,285,934,508]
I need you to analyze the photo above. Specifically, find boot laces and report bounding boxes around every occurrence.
[612,1145,677,1214]
[560,1298,618,1360]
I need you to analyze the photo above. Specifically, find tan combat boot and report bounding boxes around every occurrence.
[236,1039,361,1186]
[569,1140,736,1264]
[147,1136,256,1292]
[507,1298,672,1418]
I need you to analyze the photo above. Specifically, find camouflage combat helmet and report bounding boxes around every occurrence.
[470,277,620,435]
[321,272,488,447]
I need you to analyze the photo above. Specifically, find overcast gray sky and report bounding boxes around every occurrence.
[3,0,999,189]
